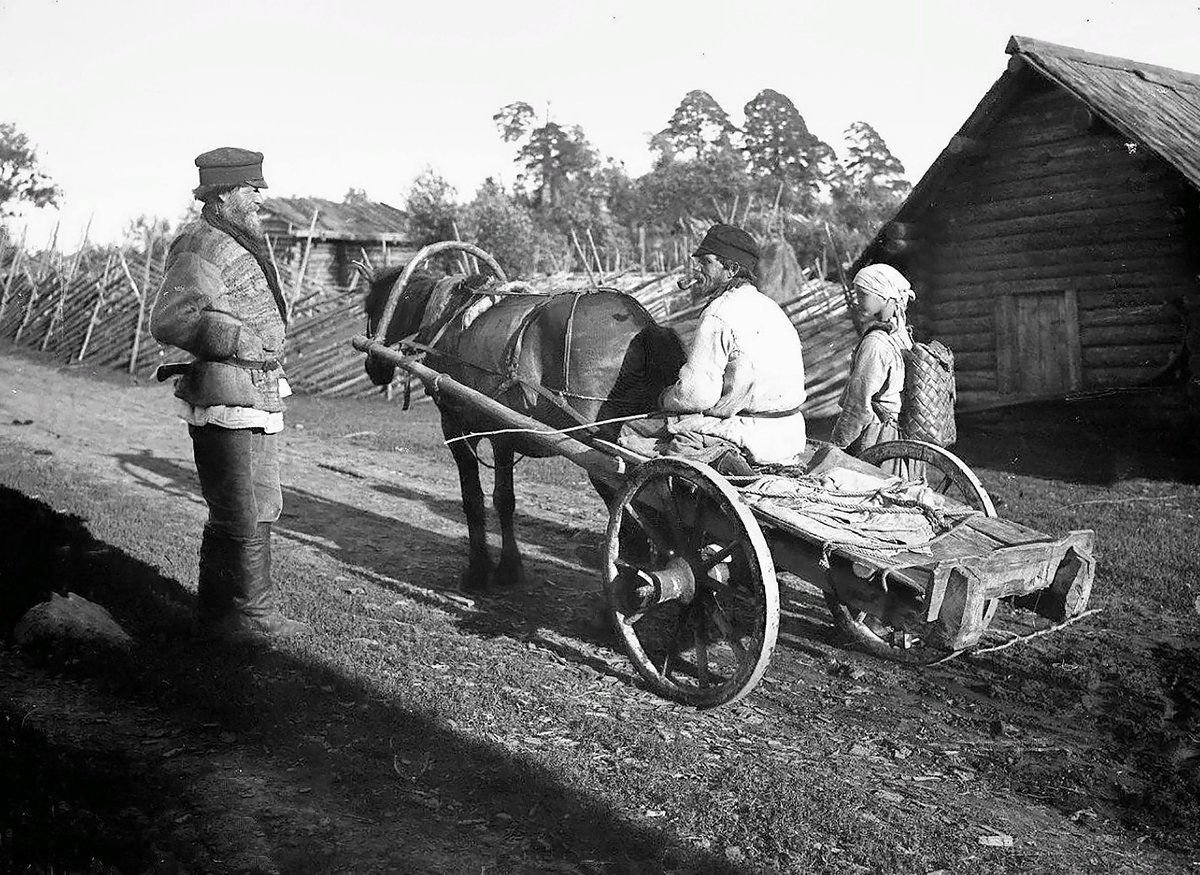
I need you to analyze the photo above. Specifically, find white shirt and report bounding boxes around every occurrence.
[660,283,807,464]
[176,377,292,434]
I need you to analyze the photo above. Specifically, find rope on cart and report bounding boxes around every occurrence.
[442,411,656,446]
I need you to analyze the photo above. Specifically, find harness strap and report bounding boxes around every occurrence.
[562,292,582,392]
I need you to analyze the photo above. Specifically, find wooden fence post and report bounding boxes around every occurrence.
[291,209,319,307]
[570,228,598,290]
[41,217,92,352]
[0,227,28,324]
[14,266,39,343]
[78,250,114,362]
[118,249,146,375]
[585,227,604,282]
[265,234,283,293]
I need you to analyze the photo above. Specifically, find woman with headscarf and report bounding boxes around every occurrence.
[830,263,915,456]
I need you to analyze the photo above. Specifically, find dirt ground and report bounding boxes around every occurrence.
[2,348,1199,874]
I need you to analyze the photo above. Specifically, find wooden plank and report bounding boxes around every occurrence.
[1062,289,1083,391]
[1085,366,1171,387]
[931,179,1181,221]
[994,294,1018,395]
[1017,294,1048,395]
[1080,304,1176,327]
[938,164,1170,209]
[938,331,993,353]
[934,200,1182,242]
[964,514,1052,547]
[933,314,992,335]
[955,370,998,391]
[928,237,1189,275]
[929,220,1180,259]
[1082,343,1178,368]
[1080,322,1182,346]
[927,256,1191,293]
[930,232,1185,271]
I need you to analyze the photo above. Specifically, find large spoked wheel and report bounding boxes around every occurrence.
[603,457,779,708]
[369,240,508,345]
[857,439,996,515]
[824,439,998,664]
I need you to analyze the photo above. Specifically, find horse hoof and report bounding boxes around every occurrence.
[491,558,525,589]
[460,569,490,593]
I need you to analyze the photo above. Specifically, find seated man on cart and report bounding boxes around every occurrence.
[620,223,808,475]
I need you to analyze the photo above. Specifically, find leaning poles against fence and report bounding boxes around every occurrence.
[78,250,115,362]
[41,217,93,352]
[0,227,28,323]
[118,248,146,375]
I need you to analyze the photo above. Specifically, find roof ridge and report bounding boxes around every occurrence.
[1008,34,1200,90]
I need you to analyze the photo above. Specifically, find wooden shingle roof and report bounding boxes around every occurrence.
[1009,35,1200,191]
[262,196,411,243]
[852,35,1200,273]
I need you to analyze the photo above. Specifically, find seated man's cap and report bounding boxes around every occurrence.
[194,146,268,189]
[693,223,759,272]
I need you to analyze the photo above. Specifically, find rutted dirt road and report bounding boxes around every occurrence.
[2,349,1199,874]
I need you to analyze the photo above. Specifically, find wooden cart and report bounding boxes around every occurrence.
[351,337,1095,709]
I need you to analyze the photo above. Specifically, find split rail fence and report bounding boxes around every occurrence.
[0,240,855,418]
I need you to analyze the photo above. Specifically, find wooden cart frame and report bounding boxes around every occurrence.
[349,239,1095,707]
[352,333,1095,708]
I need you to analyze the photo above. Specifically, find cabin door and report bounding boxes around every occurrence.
[994,290,1082,397]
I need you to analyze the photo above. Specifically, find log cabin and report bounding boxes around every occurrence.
[853,36,1200,410]
[261,196,417,293]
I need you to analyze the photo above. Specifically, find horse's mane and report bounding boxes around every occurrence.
[363,265,439,342]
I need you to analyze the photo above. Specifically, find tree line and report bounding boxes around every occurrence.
[405,88,911,277]
[1,86,912,279]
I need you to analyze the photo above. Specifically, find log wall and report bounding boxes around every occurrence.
[906,78,1198,407]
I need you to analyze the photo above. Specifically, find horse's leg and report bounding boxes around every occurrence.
[491,439,525,588]
[444,414,492,592]
[588,474,653,566]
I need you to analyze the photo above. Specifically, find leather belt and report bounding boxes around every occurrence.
[155,357,280,382]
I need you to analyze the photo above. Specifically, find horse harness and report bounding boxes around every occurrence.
[397,281,631,431]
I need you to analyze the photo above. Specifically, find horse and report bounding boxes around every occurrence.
[362,242,686,592]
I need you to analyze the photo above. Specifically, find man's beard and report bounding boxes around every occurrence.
[213,198,265,242]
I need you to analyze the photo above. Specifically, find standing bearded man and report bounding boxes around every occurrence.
[151,147,307,642]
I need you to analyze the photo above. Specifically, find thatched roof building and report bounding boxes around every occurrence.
[853,36,1200,409]
[262,196,417,292]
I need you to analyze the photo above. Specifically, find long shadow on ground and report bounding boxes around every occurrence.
[0,485,742,874]
[952,388,1200,486]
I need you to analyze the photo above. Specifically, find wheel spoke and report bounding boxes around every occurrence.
[607,457,779,706]
[709,603,751,659]
[657,608,692,680]
[659,477,689,549]
[701,542,738,572]
[624,502,675,558]
[931,470,953,494]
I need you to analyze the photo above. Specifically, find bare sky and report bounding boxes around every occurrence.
[2,0,1198,247]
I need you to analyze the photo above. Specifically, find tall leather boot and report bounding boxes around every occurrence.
[212,523,308,641]
[197,523,243,626]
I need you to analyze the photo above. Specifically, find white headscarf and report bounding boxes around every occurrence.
[852,264,915,349]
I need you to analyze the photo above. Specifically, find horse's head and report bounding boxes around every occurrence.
[362,264,496,387]
[362,264,440,386]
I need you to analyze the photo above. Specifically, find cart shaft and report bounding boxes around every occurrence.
[352,335,626,479]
